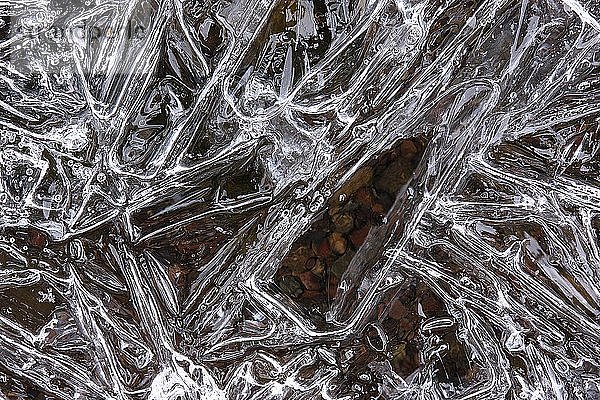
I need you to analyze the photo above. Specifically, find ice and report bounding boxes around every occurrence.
[0,0,599,398]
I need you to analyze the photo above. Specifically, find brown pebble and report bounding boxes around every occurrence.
[332,213,354,234]
[328,232,347,255]
[326,275,339,298]
[311,259,326,276]
[284,246,313,273]
[388,300,409,320]
[312,239,331,258]
[28,230,47,248]
[278,275,304,298]
[419,291,446,316]
[355,187,374,208]
[333,166,373,203]
[298,271,322,291]
[328,204,342,217]
[304,257,317,270]
[276,265,292,277]
[372,203,385,215]
[374,159,410,195]
[350,225,370,248]
[400,140,418,158]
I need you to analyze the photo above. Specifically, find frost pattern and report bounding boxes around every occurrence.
[0,0,599,398]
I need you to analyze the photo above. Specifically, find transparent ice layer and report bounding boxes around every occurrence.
[0,0,599,398]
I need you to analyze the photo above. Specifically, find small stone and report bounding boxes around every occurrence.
[303,257,316,270]
[332,213,354,233]
[28,230,47,248]
[312,239,331,258]
[327,204,342,217]
[388,300,409,320]
[350,225,370,248]
[278,275,304,298]
[298,271,322,291]
[419,289,446,316]
[374,159,410,195]
[311,259,326,276]
[355,187,374,208]
[333,166,373,203]
[331,249,355,278]
[283,246,313,273]
[328,232,347,255]
[400,140,418,158]
[372,203,385,215]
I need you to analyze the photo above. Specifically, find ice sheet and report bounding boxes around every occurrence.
[0,0,599,398]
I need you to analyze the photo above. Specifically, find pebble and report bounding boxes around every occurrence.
[327,204,341,217]
[400,139,418,158]
[355,187,374,208]
[372,203,385,215]
[374,159,409,195]
[328,232,347,255]
[311,259,325,276]
[332,213,354,233]
[331,249,355,277]
[312,238,331,258]
[28,230,47,248]
[388,300,409,320]
[284,246,313,272]
[333,166,373,203]
[350,225,370,248]
[298,271,322,291]
[279,275,304,298]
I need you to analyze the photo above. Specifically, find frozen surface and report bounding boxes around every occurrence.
[0,0,599,398]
